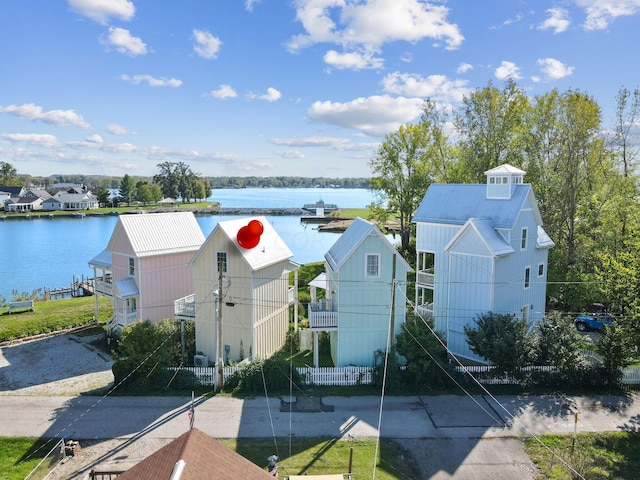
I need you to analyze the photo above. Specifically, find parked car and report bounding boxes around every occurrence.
[574,313,614,332]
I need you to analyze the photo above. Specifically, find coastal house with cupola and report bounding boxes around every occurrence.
[88,211,205,332]
[179,216,299,367]
[307,217,411,367]
[412,164,554,363]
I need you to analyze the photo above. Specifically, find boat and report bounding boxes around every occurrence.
[72,212,86,218]
[301,200,338,215]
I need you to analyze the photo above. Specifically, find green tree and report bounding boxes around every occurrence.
[154,162,180,199]
[369,123,432,251]
[533,312,584,375]
[395,312,447,388]
[596,323,635,387]
[454,79,529,182]
[0,161,19,185]
[96,186,110,207]
[118,174,136,206]
[464,312,534,374]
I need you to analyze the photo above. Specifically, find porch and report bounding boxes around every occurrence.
[308,298,338,329]
[416,267,434,287]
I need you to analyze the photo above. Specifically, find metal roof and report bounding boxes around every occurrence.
[412,184,538,228]
[445,218,515,257]
[115,277,139,297]
[194,216,293,271]
[113,212,205,257]
[325,217,411,272]
[88,249,112,268]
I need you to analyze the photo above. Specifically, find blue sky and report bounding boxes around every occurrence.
[1,0,639,179]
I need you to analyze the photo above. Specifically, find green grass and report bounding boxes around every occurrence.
[525,432,640,479]
[336,207,371,219]
[0,437,55,480]
[0,296,112,343]
[220,437,419,479]
[1,437,419,480]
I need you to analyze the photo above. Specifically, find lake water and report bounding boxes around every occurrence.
[0,188,383,300]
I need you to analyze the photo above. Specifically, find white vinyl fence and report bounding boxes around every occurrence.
[171,366,372,387]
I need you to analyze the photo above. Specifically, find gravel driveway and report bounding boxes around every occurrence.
[0,330,114,396]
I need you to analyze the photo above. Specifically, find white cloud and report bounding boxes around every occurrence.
[276,150,305,159]
[101,27,147,56]
[495,61,522,80]
[207,85,238,99]
[1,133,60,148]
[245,0,260,12]
[120,74,183,87]
[307,95,424,137]
[537,58,575,79]
[106,123,133,135]
[0,103,90,129]
[271,136,351,148]
[247,87,282,102]
[382,72,470,103]
[86,134,103,144]
[287,0,463,52]
[575,0,640,30]
[539,8,571,33]
[323,50,384,70]
[68,0,135,24]
[457,63,473,74]
[193,29,222,59]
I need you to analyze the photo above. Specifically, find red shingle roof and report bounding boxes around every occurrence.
[117,428,275,479]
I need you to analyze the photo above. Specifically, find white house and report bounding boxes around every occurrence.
[308,217,411,367]
[185,216,298,367]
[412,164,554,363]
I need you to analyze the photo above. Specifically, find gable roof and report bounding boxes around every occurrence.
[191,216,294,271]
[117,428,274,480]
[108,212,205,258]
[412,184,542,228]
[325,217,412,272]
[445,218,515,257]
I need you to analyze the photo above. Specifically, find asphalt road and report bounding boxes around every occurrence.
[2,332,640,479]
[2,392,640,479]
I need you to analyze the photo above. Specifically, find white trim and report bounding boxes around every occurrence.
[365,253,380,278]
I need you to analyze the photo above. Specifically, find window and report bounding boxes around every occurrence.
[216,251,228,273]
[538,263,544,277]
[126,297,136,313]
[129,257,135,276]
[489,177,496,184]
[521,228,528,250]
[524,266,531,289]
[502,176,508,184]
[366,254,380,278]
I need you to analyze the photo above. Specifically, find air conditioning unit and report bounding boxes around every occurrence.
[193,354,208,367]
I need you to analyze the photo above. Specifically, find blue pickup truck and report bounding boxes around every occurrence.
[574,313,614,332]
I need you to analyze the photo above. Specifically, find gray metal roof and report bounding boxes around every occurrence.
[112,212,205,257]
[115,277,139,297]
[325,217,411,272]
[88,249,112,268]
[445,218,515,257]
[412,184,538,228]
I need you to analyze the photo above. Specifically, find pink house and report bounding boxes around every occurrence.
[89,212,205,332]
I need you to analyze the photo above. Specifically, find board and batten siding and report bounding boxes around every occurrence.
[332,233,407,366]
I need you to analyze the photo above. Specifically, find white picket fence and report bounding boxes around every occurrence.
[172,365,372,387]
[174,363,640,388]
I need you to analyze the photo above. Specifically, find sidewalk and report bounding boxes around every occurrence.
[4,393,639,479]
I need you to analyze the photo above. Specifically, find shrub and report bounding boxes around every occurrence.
[224,357,304,396]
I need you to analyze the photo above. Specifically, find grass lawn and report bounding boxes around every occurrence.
[525,431,640,479]
[0,296,112,343]
[2,437,419,480]
[0,437,56,480]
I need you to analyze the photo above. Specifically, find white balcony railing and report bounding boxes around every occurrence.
[288,286,296,304]
[308,299,338,329]
[416,268,434,287]
[114,311,138,329]
[175,294,196,319]
[93,275,113,297]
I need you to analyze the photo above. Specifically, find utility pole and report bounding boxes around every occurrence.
[216,259,224,391]
[389,254,397,348]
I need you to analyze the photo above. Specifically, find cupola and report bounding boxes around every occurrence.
[485,164,525,199]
